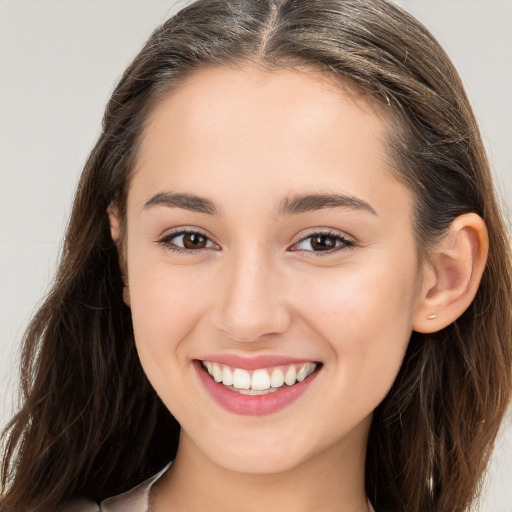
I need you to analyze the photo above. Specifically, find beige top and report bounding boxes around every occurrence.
[62,463,170,512]
[63,463,376,512]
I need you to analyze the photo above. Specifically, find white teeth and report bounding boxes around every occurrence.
[237,387,279,395]
[270,368,285,388]
[251,369,271,390]
[233,368,251,389]
[297,362,316,382]
[212,363,223,382]
[284,366,297,386]
[201,361,318,391]
[222,365,233,386]
[296,365,307,382]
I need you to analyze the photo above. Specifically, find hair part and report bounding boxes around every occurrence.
[2,1,511,511]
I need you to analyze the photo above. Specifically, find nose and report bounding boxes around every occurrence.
[212,248,291,342]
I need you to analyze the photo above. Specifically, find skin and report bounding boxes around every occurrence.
[108,65,488,512]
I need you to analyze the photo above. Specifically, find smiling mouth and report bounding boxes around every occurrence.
[200,360,320,395]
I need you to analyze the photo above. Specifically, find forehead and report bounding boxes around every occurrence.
[131,65,408,220]
[141,65,387,151]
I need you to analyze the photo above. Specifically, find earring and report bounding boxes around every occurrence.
[427,313,437,320]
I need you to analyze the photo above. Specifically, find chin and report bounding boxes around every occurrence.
[207,445,307,475]
[187,421,339,476]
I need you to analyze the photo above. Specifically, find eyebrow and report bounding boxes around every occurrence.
[277,193,377,216]
[143,191,377,216]
[144,192,220,215]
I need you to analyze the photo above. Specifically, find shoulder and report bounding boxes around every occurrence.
[61,462,171,512]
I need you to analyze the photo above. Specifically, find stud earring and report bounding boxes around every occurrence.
[427,313,437,320]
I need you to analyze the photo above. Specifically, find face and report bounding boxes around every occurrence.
[117,66,425,475]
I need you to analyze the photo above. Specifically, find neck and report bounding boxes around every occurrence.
[152,420,372,512]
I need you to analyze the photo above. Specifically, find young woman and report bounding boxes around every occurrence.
[1,1,511,511]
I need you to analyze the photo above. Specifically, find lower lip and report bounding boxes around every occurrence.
[194,360,320,416]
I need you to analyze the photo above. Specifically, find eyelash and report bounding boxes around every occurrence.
[157,229,355,257]
[291,230,355,257]
[158,229,220,255]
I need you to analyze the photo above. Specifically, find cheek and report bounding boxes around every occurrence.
[127,259,210,365]
[126,260,216,418]
[296,256,419,386]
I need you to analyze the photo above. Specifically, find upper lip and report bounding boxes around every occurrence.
[197,354,319,370]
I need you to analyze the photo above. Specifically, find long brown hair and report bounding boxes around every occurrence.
[2,1,511,511]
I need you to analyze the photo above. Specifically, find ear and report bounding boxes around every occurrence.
[413,213,489,333]
[107,203,121,243]
[107,204,131,307]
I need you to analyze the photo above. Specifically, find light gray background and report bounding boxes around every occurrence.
[0,1,511,509]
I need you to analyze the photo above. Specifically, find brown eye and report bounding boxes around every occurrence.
[159,230,219,253]
[291,231,354,255]
[310,234,337,251]
[182,232,207,249]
